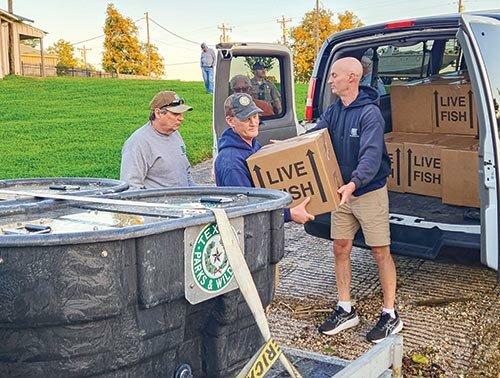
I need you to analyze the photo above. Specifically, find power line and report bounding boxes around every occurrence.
[77,45,92,67]
[72,17,145,46]
[73,34,104,46]
[218,24,232,43]
[149,18,200,45]
[277,15,292,45]
[165,61,198,66]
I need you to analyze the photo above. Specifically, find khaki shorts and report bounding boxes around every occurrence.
[331,185,390,247]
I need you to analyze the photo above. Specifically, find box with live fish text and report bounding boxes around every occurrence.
[246,129,343,216]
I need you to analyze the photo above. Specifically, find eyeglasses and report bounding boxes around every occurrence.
[233,86,251,93]
[159,98,185,109]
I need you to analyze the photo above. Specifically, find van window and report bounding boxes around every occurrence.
[377,41,434,82]
[439,39,462,74]
[228,56,284,119]
[359,39,462,87]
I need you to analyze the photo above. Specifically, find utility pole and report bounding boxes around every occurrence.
[458,0,465,13]
[8,0,15,75]
[276,15,292,45]
[145,12,151,76]
[218,23,232,43]
[315,0,320,57]
[77,45,91,68]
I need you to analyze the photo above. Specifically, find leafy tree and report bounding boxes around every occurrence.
[47,39,80,68]
[244,57,275,72]
[336,11,363,31]
[20,39,40,48]
[102,4,147,75]
[141,43,165,77]
[290,8,363,82]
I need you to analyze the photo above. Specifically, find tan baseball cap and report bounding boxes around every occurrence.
[150,91,193,113]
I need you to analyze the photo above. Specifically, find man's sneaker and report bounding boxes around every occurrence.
[366,311,403,343]
[319,306,360,335]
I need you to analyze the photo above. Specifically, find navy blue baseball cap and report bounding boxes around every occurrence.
[225,93,263,120]
[252,62,265,70]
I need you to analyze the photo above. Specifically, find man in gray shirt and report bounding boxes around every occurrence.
[120,91,195,189]
[200,42,216,94]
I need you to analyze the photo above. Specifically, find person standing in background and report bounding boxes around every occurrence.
[200,42,216,94]
[120,91,195,189]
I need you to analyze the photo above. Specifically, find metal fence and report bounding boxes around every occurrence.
[21,63,157,80]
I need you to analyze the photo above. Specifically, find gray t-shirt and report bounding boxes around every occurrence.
[120,122,195,189]
[200,48,216,68]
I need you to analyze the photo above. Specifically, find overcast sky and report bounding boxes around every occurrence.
[8,0,499,80]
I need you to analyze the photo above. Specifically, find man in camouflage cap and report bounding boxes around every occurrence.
[120,90,195,189]
[214,93,313,224]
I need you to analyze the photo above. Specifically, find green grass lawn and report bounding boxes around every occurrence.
[0,76,307,179]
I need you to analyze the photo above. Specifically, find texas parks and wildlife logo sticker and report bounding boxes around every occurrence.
[184,217,244,304]
[192,223,233,292]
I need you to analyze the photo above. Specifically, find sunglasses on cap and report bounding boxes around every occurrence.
[159,98,185,109]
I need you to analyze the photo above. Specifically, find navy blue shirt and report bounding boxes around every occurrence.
[215,127,292,221]
[309,86,391,196]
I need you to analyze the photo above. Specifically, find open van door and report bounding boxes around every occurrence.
[457,14,500,274]
[213,43,299,149]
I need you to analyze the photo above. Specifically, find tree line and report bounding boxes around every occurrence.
[45,4,362,81]
[46,4,164,77]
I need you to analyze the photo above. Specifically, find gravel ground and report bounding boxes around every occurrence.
[193,159,500,377]
[268,222,499,377]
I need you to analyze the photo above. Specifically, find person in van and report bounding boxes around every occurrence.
[229,75,274,116]
[250,62,282,114]
[214,93,313,224]
[309,57,402,343]
[360,56,386,96]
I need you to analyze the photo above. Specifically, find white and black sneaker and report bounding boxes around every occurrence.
[366,311,403,343]
[318,306,360,336]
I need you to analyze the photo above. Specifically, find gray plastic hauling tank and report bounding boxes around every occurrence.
[0,186,291,377]
[0,177,129,214]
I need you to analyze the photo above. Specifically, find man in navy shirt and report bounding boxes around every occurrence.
[215,93,313,224]
[310,57,402,343]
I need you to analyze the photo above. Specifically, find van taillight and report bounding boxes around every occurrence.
[305,77,317,121]
[384,20,415,29]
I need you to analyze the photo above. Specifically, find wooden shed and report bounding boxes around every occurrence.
[20,44,57,76]
[0,8,48,79]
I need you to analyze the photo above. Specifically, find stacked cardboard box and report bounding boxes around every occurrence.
[391,74,478,136]
[385,132,436,193]
[385,132,479,206]
[246,129,343,216]
[387,71,480,207]
[441,139,480,207]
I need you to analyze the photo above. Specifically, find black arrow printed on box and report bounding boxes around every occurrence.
[468,90,473,129]
[434,90,440,128]
[407,148,413,187]
[395,148,401,186]
[306,149,327,203]
[252,165,265,187]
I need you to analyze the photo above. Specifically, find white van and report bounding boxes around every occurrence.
[213,12,500,274]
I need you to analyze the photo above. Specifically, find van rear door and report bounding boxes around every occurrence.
[458,14,500,273]
[213,43,299,147]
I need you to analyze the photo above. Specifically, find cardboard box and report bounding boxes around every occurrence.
[431,80,477,135]
[391,75,478,136]
[246,129,343,215]
[391,83,434,133]
[404,137,443,197]
[384,132,437,193]
[442,138,480,207]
